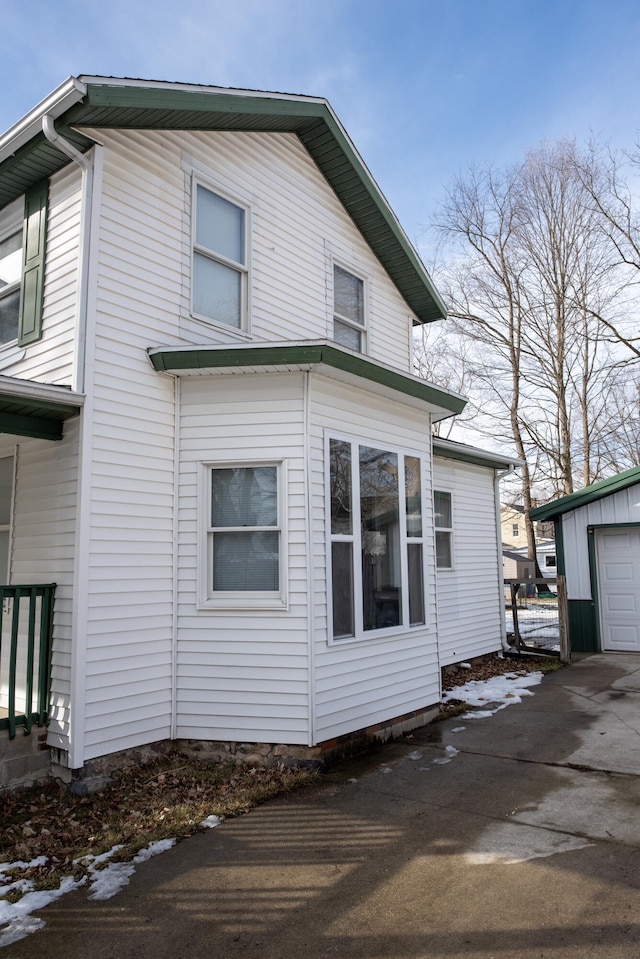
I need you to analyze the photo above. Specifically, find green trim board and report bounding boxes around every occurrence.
[148,342,467,416]
[0,381,83,441]
[530,465,640,521]
[567,600,599,653]
[0,77,446,324]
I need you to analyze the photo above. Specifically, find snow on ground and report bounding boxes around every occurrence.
[442,671,544,719]
[1,673,545,946]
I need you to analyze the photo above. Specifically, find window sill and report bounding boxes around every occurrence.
[198,594,288,612]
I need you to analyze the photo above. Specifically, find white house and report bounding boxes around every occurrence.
[0,76,520,789]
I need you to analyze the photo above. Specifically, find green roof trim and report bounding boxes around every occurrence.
[148,342,466,415]
[530,465,640,521]
[0,77,446,324]
[0,379,83,441]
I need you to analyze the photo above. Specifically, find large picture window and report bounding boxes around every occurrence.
[328,437,426,640]
[205,463,285,607]
[192,181,248,330]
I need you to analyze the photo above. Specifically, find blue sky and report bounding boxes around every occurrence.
[3,0,640,252]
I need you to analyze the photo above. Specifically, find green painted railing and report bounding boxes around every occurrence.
[0,584,55,739]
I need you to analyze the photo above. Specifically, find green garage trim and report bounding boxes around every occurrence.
[567,600,599,652]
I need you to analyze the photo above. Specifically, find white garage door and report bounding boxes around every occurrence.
[597,527,640,651]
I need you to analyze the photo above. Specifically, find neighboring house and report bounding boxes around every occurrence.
[502,549,535,582]
[0,76,520,789]
[500,504,554,548]
[530,466,640,653]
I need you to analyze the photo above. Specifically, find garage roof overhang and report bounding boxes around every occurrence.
[0,76,447,325]
[530,465,640,522]
[148,341,466,422]
[0,376,84,441]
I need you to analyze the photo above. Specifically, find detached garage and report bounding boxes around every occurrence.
[530,467,640,653]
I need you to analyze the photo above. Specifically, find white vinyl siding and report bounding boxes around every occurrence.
[433,457,503,667]
[83,127,414,370]
[309,375,439,744]
[175,373,309,744]
[1,163,82,385]
[0,424,79,752]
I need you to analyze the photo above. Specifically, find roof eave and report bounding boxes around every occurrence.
[148,341,466,419]
[0,77,87,164]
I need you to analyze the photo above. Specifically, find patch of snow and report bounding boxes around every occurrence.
[406,751,423,761]
[443,671,543,718]
[444,745,459,756]
[380,767,393,774]
[201,815,222,829]
[451,727,466,733]
[431,757,452,765]
[0,875,83,948]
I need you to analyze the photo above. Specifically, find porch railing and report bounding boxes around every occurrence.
[0,584,55,739]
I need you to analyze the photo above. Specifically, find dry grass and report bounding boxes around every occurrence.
[0,752,318,897]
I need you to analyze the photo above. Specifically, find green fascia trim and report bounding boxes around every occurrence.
[1,79,447,324]
[554,519,565,576]
[149,343,466,415]
[0,411,63,441]
[530,465,640,521]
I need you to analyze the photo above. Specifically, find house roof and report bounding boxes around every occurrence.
[0,375,84,441]
[0,76,447,325]
[432,436,524,471]
[148,340,466,421]
[530,465,640,521]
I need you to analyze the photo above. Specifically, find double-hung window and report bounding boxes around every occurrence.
[0,181,48,348]
[205,463,285,607]
[434,490,453,569]
[192,181,248,331]
[333,264,365,352]
[328,437,426,640]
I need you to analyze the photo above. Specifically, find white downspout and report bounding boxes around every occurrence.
[42,115,98,771]
[42,115,92,393]
[494,465,515,652]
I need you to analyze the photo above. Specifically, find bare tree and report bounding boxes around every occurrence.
[429,139,638,563]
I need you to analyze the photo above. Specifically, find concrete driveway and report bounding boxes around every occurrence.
[8,652,640,959]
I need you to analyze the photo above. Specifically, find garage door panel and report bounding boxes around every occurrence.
[597,528,640,652]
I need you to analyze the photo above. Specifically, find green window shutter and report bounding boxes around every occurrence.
[18,179,49,346]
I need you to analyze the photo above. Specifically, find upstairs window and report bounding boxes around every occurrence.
[192,182,248,331]
[512,523,520,538]
[0,181,48,348]
[333,264,365,352]
[0,229,21,344]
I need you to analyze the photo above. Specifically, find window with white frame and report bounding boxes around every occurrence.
[333,264,365,352]
[0,455,13,584]
[0,184,48,348]
[0,220,21,345]
[192,181,248,330]
[545,554,556,568]
[328,437,425,640]
[512,522,520,538]
[206,463,284,604]
[434,490,453,570]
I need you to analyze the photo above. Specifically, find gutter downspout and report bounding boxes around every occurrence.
[42,115,93,393]
[494,465,515,653]
[41,115,97,772]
